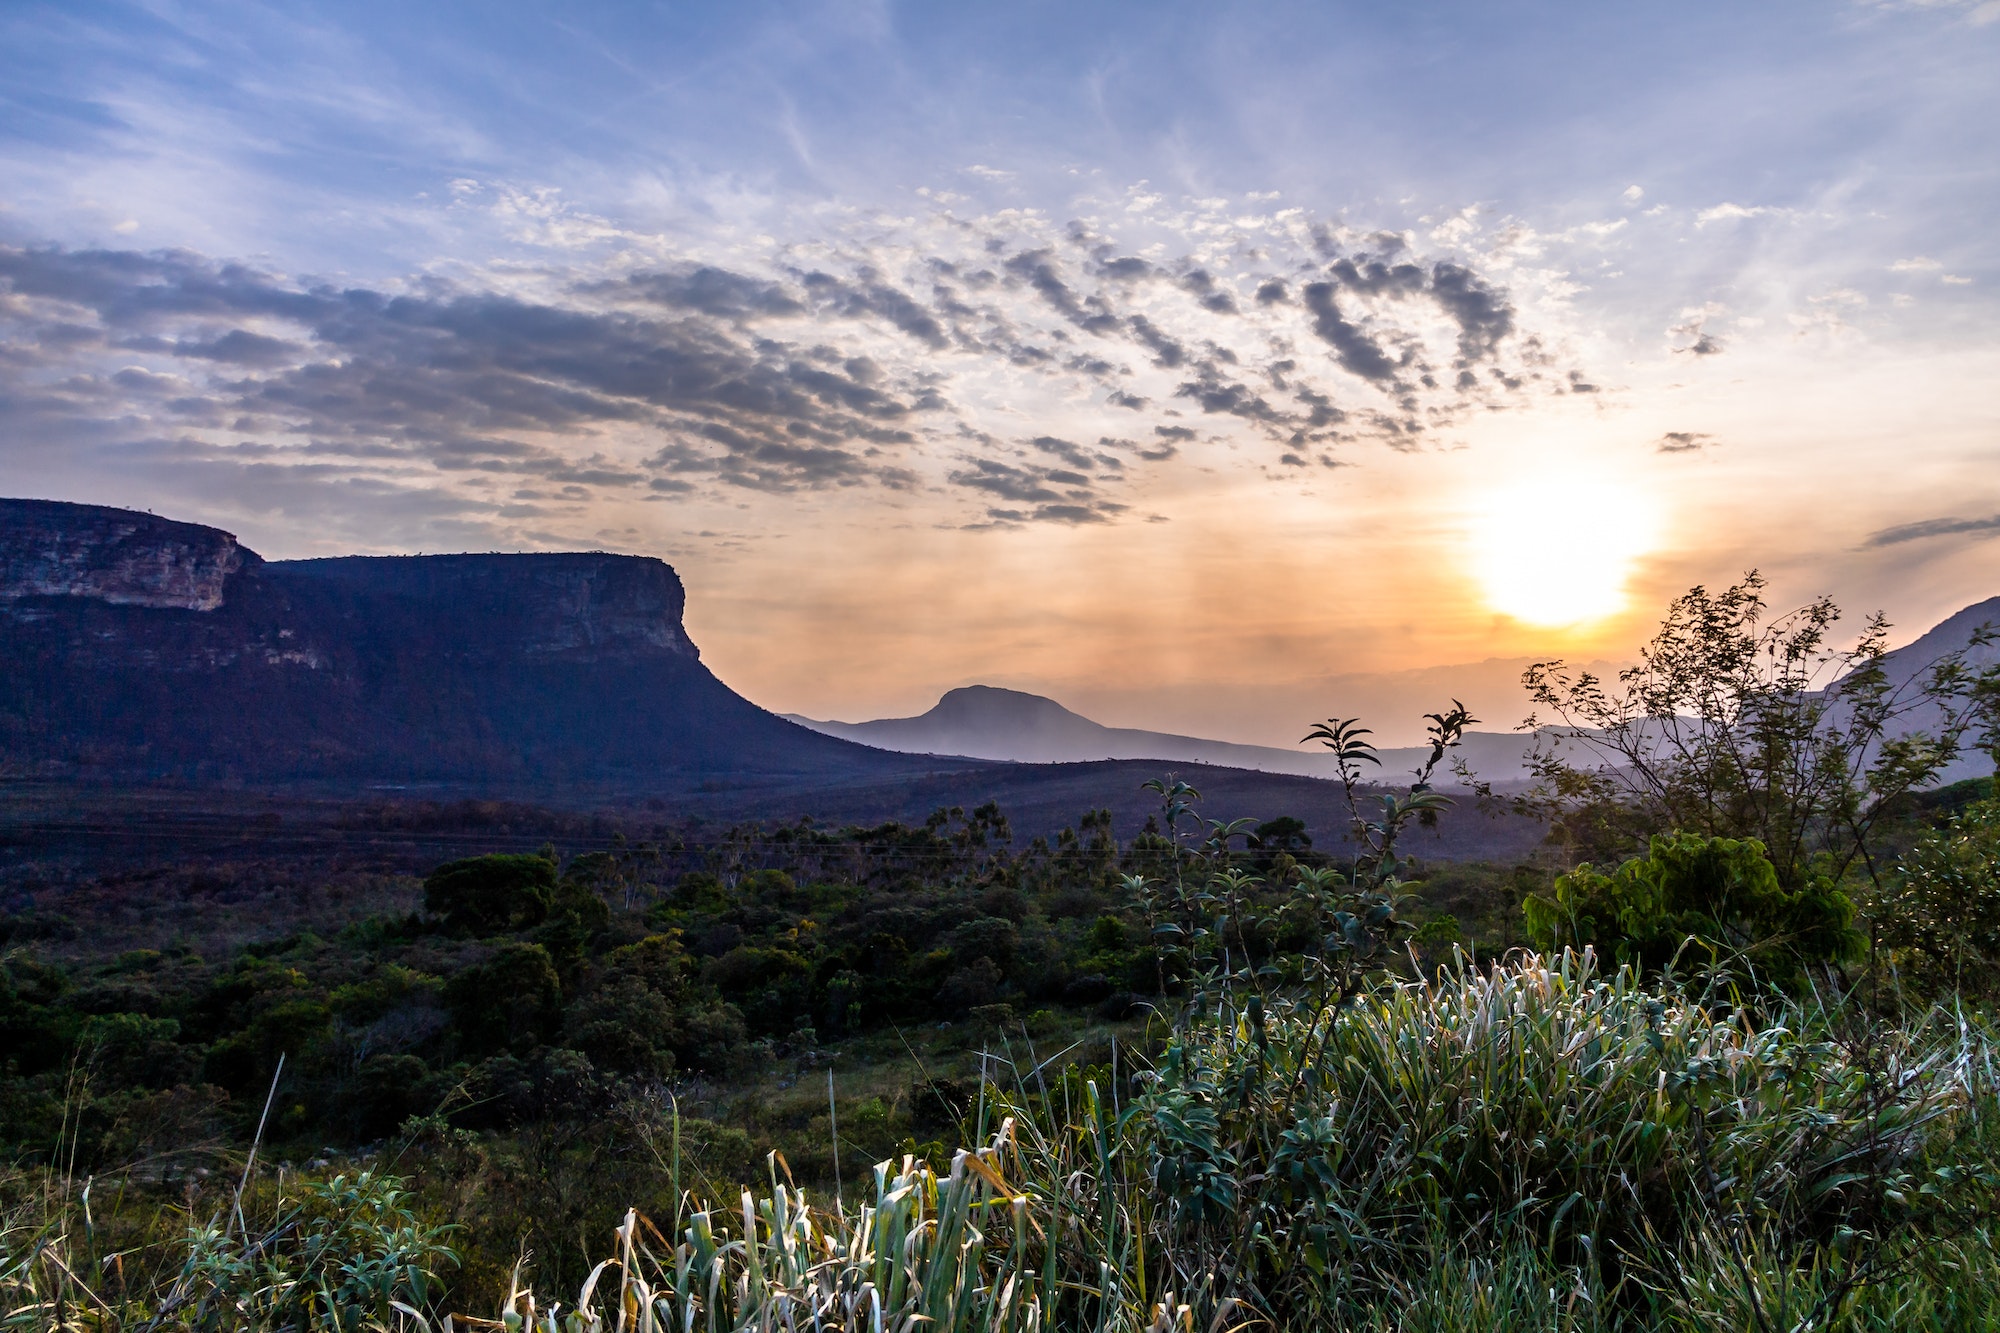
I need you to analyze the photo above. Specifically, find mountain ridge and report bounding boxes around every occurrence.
[787,684,1543,783]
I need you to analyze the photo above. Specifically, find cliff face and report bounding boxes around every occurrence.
[0,498,919,789]
[279,553,701,661]
[0,499,247,611]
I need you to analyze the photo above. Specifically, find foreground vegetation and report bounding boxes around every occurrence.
[6,574,2000,1329]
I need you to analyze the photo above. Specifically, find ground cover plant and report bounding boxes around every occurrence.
[4,576,2000,1330]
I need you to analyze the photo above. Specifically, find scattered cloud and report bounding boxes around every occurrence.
[1696,202,1782,226]
[1669,307,1727,356]
[1657,431,1711,453]
[0,202,1571,527]
[1863,512,2000,547]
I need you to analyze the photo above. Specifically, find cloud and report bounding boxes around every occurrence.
[1657,431,1710,452]
[1696,202,1781,226]
[1300,282,1399,382]
[1429,263,1517,365]
[598,266,805,318]
[1127,314,1187,367]
[1028,435,1098,470]
[1669,308,1726,356]
[1178,269,1239,314]
[0,211,1561,530]
[1004,249,1122,334]
[0,245,933,497]
[947,457,1074,504]
[116,329,303,365]
[1863,513,2000,547]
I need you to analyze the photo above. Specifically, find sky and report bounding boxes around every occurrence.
[3,0,1998,744]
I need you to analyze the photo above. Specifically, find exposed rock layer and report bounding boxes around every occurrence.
[0,499,246,610]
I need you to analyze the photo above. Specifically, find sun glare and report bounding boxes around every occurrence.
[1466,478,1660,627]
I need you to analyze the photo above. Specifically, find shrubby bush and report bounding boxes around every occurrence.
[1523,832,1859,983]
[1872,797,2000,998]
[423,852,558,934]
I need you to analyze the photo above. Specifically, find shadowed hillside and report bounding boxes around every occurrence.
[0,498,958,788]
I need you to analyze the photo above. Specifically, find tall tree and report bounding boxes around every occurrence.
[1515,573,2000,894]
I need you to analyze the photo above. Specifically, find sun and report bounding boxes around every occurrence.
[1465,477,1661,627]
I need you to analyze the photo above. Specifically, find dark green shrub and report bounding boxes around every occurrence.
[443,942,562,1056]
[1523,832,1858,981]
[1871,797,2000,997]
[936,956,1003,1012]
[950,916,1019,967]
[424,853,558,935]
[564,932,742,1076]
[0,954,75,1076]
[203,996,332,1094]
[79,1012,198,1090]
[352,1052,432,1137]
[329,964,441,1025]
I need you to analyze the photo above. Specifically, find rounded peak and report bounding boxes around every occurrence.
[929,685,1090,724]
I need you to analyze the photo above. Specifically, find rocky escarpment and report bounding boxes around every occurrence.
[0,498,934,789]
[279,553,702,661]
[0,499,247,611]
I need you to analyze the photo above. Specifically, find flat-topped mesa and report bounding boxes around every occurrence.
[276,552,701,661]
[0,496,876,786]
[0,498,249,611]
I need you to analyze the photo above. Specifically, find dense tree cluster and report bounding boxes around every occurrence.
[0,803,1357,1164]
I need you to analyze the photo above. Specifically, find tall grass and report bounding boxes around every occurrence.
[7,951,1998,1331]
[2,1168,455,1331]
[506,1139,1061,1333]
[504,950,1999,1333]
[1138,949,1987,1301]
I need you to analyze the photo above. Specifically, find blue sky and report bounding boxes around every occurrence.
[3,0,1997,739]
[9,2,1994,260]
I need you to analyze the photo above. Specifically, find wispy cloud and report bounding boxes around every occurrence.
[1695,202,1787,227]
[1864,513,2000,547]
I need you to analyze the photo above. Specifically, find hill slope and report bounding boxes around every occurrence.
[1866,595,2000,785]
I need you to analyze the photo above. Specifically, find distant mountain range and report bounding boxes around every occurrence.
[788,598,2000,787]
[787,685,1544,785]
[0,497,1550,857]
[3,497,1990,846]
[1865,594,2000,785]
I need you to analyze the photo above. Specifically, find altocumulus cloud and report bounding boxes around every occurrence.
[0,203,1580,529]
